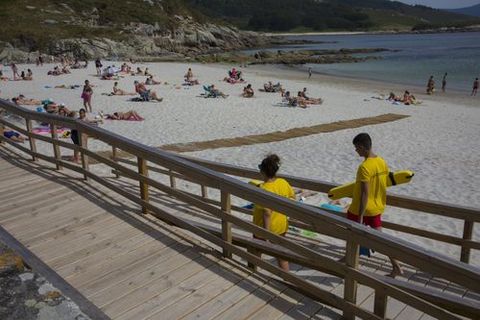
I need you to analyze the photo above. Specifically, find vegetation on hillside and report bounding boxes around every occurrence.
[0,0,191,50]
[186,0,480,32]
[0,0,479,53]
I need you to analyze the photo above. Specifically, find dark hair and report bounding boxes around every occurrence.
[353,133,372,150]
[259,154,281,178]
[79,108,86,114]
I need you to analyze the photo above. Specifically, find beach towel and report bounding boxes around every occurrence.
[32,127,70,136]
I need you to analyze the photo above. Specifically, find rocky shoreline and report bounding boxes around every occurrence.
[0,14,388,66]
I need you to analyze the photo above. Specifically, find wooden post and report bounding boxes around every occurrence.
[201,185,208,199]
[343,239,360,320]
[373,288,388,318]
[112,146,119,178]
[79,131,89,180]
[51,124,62,170]
[169,170,176,189]
[460,220,474,264]
[221,191,232,258]
[0,116,4,145]
[25,118,37,161]
[138,157,149,214]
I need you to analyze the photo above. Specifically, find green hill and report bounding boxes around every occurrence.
[185,0,480,32]
[1,0,479,61]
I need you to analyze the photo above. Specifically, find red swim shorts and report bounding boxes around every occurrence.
[347,212,382,228]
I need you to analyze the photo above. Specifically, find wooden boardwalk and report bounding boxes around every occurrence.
[0,147,476,320]
[96,113,410,157]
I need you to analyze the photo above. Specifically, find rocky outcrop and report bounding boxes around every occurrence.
[196,48,389,65]
[0,15,271,63]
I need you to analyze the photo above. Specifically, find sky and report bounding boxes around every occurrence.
[397,0,480,9]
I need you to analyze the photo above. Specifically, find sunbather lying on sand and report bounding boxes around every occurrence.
[3,129,26,143]
[262,81,283,92]
[134,80,163,102]
[12,95,41,105]
[110,82,136,95]
[297,91,323,105]
[145,76,161,85]
[47,66,65,76]
[388,91,420,105]
[105,110,144,121]
[282,91,306,108]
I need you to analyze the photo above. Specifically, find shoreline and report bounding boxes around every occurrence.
[265,27,480,37]
[240,63,479,108]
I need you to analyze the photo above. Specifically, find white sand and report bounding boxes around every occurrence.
[1,61,479,265]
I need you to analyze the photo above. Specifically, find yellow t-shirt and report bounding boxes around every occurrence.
[348,157,388,217]
[253,178,295,235]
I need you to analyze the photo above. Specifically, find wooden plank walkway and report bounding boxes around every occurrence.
[96,113,410,158]
[0,146,473,320]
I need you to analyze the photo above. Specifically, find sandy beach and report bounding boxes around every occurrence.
[1,61,479,264]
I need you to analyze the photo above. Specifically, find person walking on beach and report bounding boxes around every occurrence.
[426,76,435,95]
[344,133,403,277]
[308,67,312,79]
[81,80,93,112]
[253,154,295,272]
[472,78,479,96]
[10,63,20,80]
[442,73,447,92]
[95,59,102,76]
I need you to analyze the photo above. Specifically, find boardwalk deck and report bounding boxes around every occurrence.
[0,146,475,320]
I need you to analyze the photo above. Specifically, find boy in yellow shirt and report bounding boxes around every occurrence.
[347,133,402,277]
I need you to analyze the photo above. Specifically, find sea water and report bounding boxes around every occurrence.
[265,32,480,92]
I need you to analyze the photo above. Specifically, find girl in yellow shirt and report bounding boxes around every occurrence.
[253,154,295,271]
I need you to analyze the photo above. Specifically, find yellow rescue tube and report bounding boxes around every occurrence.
[249,179,263,187]
[328,170,414,200]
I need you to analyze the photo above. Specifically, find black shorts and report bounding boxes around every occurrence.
[71,130,80,145]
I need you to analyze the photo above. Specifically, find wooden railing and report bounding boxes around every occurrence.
[172,154,480,265]
[1,99,480,320]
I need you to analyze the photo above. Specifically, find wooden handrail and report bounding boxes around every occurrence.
[1,99,479,319]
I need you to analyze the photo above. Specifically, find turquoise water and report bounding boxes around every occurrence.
[269,32,480,92]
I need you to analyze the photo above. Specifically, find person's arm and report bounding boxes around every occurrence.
[263,208,272,230]
[358,181,369,222]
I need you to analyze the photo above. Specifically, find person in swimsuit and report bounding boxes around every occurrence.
[106,110,144,121]
[472,78,479,96]
[82,80,93,112]
[111,82,135,95]
[134,80,163,101]
[3,130,26,143]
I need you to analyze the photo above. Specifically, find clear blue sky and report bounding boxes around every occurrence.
[397,0,480,9]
